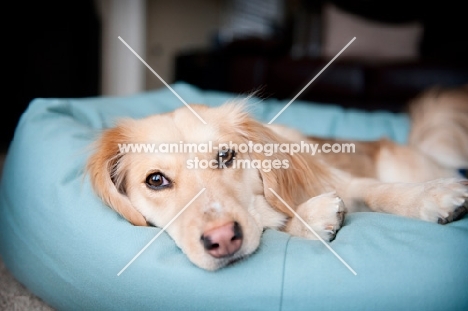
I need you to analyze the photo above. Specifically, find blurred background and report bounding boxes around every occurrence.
[4,0,468,150]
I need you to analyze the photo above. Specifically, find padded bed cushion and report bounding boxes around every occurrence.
[1,83,467,310]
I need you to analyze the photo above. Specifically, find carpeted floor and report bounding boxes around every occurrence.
[0,258,53,311]
[0,152,54,310]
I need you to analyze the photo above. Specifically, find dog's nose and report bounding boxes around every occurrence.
[201,221,243,258]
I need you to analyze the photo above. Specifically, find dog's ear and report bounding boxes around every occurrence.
[86,122,147,226]
[225,103,331,216]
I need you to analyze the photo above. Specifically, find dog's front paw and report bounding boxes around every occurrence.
[421,179,468,224]
[285,192,346,241]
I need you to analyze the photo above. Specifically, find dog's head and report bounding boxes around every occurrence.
[87,102,326,270]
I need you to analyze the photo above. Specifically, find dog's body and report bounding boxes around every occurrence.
[87,85,468,271]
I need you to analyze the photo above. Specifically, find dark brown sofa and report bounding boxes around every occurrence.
[175,46,468,112]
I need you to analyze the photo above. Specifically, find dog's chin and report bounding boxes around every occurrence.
[194,252,252,271]
[188,239,261,271]
[213,253,248,270]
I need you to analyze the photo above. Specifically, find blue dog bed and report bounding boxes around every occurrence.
[1,83,467,310]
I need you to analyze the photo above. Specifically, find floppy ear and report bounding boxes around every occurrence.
[86,123,147,226]
[224,103,332,216]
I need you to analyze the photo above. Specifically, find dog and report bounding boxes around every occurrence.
[86,85,468,271]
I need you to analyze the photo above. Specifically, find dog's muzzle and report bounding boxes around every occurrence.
[200,221,243,258]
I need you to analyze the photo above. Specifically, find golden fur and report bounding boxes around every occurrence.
[87,85,468,270]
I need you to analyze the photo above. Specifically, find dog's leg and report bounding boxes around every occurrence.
[284,192,346,241]
[343,177,468,223]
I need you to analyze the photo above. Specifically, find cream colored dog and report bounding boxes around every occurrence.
[87,85,468,271]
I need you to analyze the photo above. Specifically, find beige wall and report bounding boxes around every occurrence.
[145,0,222,91]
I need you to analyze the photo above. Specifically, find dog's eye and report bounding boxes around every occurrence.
[217,149,236,168]
[145,172,171,190]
